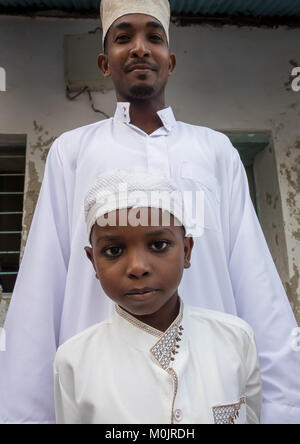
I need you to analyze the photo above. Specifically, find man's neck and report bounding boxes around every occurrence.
[119,96,166,135]
[129,102,165,134]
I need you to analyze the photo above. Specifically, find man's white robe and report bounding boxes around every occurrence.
[0,103,299,423]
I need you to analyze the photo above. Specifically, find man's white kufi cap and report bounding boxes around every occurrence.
[84,169,188,240]
[100,0,170,45]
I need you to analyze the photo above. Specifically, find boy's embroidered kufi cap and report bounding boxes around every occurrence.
[100,0,170,45]
[84,169,188,240]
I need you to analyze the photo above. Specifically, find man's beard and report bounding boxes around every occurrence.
[129,83,154,98]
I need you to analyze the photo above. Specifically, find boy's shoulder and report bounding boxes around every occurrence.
[185,305,254,341]
[55,317,113,368]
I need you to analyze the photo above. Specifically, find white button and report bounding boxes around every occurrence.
[174,408,183,422]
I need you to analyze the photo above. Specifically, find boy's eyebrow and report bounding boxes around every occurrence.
[95,234,123,243]
[95,228,176,243]
[146,228,176,237]
[114,21,165,32]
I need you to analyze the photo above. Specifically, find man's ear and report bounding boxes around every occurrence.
[168,53,176,76]
[84,246,99,278]
[98,53,111,78]
[183,235,194,269]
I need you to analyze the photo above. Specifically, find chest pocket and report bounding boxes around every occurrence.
[179,162,221,235]
[212,397,247,424]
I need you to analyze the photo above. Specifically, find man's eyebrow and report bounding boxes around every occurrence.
[146,21,165,31]
[114,21,165,32]
[115,22,133,31]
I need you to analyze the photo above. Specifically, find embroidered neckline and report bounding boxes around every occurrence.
[115,300,184,425]
[115,300,184,370]
[150,304,184,370]
[115,305,163,338]
[115,299,183,342]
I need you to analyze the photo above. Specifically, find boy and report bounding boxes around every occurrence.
[54,169,262,424]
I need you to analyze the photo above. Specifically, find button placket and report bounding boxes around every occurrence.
[146,137,170,177]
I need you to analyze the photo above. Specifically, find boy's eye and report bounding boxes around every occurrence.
[103,246,123,257]
[151,241,170,252]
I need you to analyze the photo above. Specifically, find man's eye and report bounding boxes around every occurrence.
[150,34,163,41]
[103,246,123,257]
[116,34,130,42]
[151,241,169,252]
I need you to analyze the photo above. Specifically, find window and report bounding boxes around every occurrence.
[0,135,26,296]
[225,131,289,289]
[226,132,270,216]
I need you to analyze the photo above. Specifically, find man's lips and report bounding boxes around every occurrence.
[125,64,156,73]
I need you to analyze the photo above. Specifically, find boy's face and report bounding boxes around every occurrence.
[85,208,193,320]
[97,13,176,101]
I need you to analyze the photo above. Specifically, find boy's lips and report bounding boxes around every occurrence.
[124,288,160,300]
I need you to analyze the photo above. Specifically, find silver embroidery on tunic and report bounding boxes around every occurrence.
[212,397,246,424]
[115,300,184,424]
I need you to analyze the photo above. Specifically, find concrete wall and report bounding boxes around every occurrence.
[0,15,299,324]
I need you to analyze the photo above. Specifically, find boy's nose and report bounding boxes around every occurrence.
[126,251,151,279]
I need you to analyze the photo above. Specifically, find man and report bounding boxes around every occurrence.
[0,0,299,424]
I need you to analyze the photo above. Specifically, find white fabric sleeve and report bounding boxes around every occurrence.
[54,361,81,424]
[0,138,69,423]
[227,144,300,424]
[243,330,262,424]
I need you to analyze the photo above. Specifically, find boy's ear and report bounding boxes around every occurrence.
[84,246,99,278]
[184,235,194,269]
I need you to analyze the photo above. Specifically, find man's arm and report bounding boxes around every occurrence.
[227,144,300,424]
[0,138,70,423]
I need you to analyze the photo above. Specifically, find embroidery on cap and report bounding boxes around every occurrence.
[212,397,246,424]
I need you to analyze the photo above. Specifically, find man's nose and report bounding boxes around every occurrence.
[126,250,151,279]
[129,35,151,58]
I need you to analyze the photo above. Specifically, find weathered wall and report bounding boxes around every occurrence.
[0,15,299,324]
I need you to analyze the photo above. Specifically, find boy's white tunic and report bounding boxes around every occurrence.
[54,303,262,424]
[0,103,299,423]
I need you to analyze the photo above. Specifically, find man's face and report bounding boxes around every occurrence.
[98,14,176,101]
[85,208,193,319]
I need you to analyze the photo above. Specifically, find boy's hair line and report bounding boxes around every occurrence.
[89,222,186,246]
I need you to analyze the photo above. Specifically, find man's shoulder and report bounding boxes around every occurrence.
[48,118,112,163]
[57,118,111,144]
[177,120,230,141]
[176,121,236,157]
[186,305,254,341]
